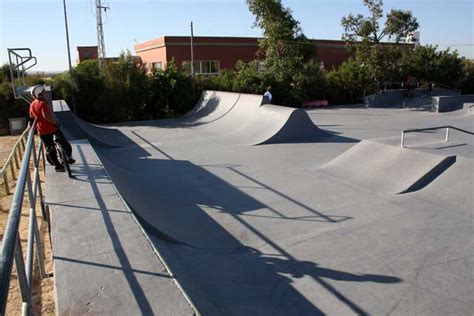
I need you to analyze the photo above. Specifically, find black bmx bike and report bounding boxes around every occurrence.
[54,134,72,178]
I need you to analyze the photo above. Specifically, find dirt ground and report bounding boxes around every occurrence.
[0,135,55,315]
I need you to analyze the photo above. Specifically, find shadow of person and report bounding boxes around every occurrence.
[263,255,401,284]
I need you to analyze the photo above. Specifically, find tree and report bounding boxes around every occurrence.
[457,59,474,94]
[340,0,419,90]
[246,0,314,77]
[341,0,419,44]
[399,45,463,87]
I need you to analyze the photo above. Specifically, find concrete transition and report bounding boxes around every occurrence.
[49,91,474,315]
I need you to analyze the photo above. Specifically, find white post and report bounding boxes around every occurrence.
[445,127,450,142]
[190,21,195,77]
[401,131,405,148]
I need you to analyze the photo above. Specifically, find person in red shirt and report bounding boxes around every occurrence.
[29,85,75,171]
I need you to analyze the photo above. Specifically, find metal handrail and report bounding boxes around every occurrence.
[7,48,37,101]
[401,125,474,148]
[0,126,32,195]
[0,121,49,315]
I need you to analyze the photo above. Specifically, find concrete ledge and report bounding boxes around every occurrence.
[432,94,474,112]
[46,140,193,315]
[365,88,459,108]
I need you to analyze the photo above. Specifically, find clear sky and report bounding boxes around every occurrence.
[1,0,473,72]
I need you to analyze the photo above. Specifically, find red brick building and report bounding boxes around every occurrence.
[134,36,360,74]
[77,46,99,64]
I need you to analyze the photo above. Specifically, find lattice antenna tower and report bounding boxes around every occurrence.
[96,0,109,69]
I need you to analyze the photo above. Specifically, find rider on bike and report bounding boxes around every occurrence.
[29,85,75,172]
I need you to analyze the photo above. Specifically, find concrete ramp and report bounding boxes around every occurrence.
[54,91,325,147]
[95,152,262,249]
[317,140,456,194]
[190,92,324,145]
[180,90,241,125]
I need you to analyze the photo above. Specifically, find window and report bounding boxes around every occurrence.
[182,60,220,75]
[152,62,163,70]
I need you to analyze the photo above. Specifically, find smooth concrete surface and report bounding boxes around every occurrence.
[317,140,455,194]
[46,140,193,315]
[51,92,474,315]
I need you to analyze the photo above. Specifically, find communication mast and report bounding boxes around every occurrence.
[96,0,109,69]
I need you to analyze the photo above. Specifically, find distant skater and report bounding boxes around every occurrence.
[263,86,273,104]
[29,85,75,171]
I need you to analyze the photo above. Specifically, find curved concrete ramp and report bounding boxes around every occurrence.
[95,152,262,249]
[186,92,324,145]
[317,140,456,194]
[180,90,242,126]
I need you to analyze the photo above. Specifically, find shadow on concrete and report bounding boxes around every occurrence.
[93,137,400,314]
[73,146,155,315]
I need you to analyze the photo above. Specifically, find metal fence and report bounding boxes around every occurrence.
[0,126,31,195]
[0,121,50,315]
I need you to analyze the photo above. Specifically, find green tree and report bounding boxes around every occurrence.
[328,58,370,104]
[341,0,419,90]
[399,45,463,87]
[103,51,148,121]
[246,0,314,77]
[341,0,418,44]
[457,59,474,94]
[71,59,105,122]
[147,60,195,118]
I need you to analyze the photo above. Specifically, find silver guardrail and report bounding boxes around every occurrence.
[401,125,474,148]
[0,121,49,315]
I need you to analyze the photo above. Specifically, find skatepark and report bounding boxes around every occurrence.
[45,91,473,315]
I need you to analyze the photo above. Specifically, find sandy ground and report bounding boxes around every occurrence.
[0,134,55,315]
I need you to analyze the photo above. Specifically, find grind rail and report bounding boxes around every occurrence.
[401,125,474,148]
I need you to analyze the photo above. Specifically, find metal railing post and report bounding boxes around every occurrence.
[14,236,29,305]
[445,127,450,142]
[34,142,47,221]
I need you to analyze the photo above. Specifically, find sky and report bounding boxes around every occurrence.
[1,0,473,72]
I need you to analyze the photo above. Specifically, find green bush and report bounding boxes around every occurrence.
[328,58,371,104]
[456,59,474,94]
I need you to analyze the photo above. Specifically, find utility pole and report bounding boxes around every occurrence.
[190,21,195,77]
[62,0,72,74]
[62,0,76,113]
[96,0,109,70]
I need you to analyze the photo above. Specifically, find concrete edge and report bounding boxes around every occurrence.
[398,155,457,194]
[84,140,201,316]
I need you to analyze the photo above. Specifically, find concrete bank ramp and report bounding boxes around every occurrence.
[317,140,456,194]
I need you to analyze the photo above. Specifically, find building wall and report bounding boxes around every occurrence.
[77,46,98,63]
[134,36,413,73]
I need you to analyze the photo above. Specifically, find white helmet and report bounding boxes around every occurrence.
[31,85,46,99]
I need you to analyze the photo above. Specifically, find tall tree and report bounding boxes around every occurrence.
[341,0,419,44]
[246,0,313,77]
